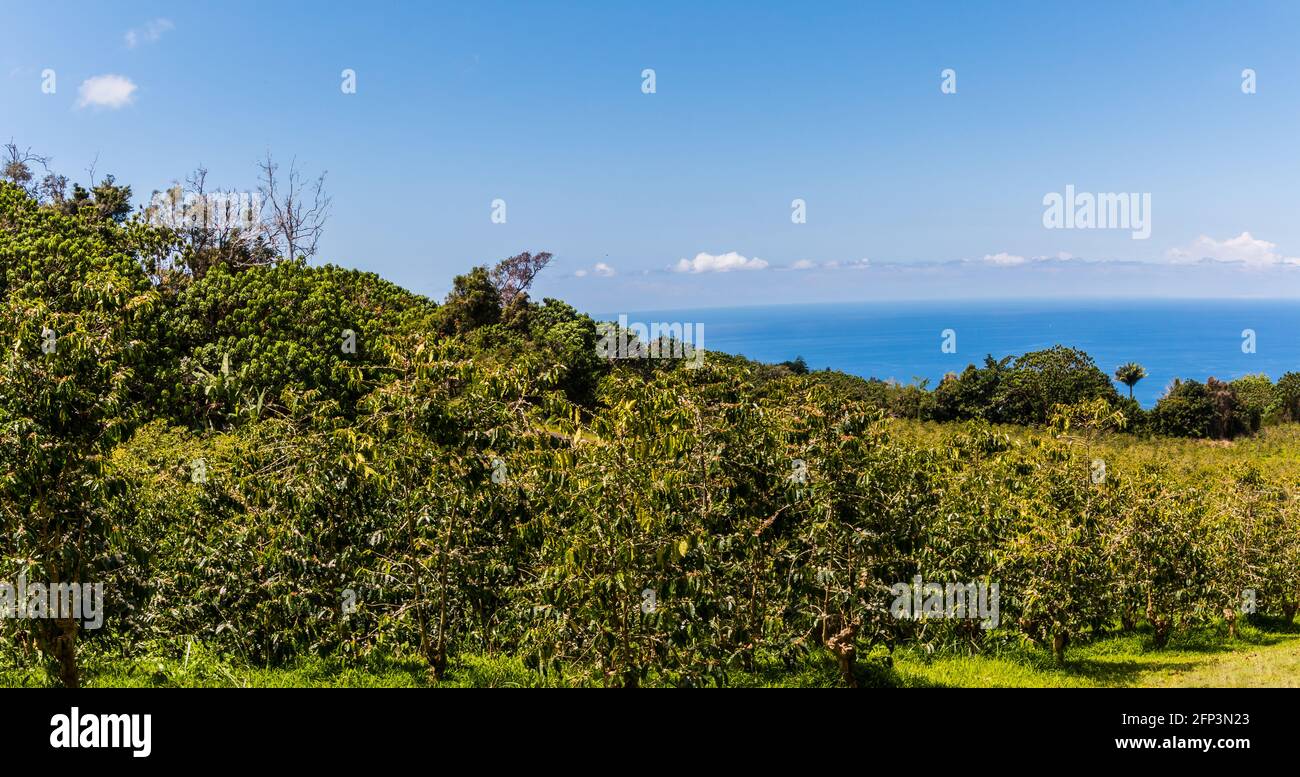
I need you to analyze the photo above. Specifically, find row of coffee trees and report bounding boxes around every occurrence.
[113,359,1300,687]
[2,179,1299,686]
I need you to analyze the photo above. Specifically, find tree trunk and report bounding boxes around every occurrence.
[1147,594,1171,648]
[1281,596,1298,624]
[430,509,456,681]
[826,624,858,687]
[37,618,80,688]
[55,620,80,688]
[1051,632,1067,664]
[1151,619,1171,649]
[1120,606,1136,632]
[404,508,437,679]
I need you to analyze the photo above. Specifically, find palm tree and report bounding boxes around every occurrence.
[1114,362,1147,400]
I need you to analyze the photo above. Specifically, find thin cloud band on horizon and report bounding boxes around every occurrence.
[580,231,1299,279]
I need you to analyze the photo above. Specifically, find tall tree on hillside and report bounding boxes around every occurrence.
[1114,362,1147,400]
[143,165,275,280]
[59,176,134,223]
[439,266,502,335]
[489,251,553,307]
[2,142,77,207]
[994,346,1118,425]
[1,142,50,197]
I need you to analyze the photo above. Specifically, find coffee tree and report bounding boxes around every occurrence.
[795,392,934,685]
[0,182,157,686]
[1108,465,1210,647]
[997,443,1112,663]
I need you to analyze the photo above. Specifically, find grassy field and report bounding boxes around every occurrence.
[888,622,1300,688]
[899,418,1300,484]
[4,620,1295,688]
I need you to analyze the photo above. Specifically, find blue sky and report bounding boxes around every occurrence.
[5,1,1300,312]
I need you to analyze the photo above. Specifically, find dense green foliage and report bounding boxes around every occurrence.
[2,181,1299,687]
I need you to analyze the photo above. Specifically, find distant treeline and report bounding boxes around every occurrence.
[780,349,1299,440]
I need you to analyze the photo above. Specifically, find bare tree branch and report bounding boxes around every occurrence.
[257,152,331,262]
[489,251,553,307]
[2,141,51,197]
[85,153,100,187]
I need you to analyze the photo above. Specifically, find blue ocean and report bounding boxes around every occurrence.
[607,300,1300,408]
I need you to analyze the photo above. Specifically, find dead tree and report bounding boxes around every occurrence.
[256,152,331,262]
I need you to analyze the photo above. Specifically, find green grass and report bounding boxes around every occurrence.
[886,620,1300,688]
[896,418,1300,487]
[5,619,1297,687]
[0,644,558,688]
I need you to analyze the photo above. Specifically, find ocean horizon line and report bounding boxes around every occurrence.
[589,296,1300,320]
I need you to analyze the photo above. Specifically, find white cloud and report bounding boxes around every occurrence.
[674,251,769,273]
[76,75,138,109]
[576,262,616,278]
[125,18,173,49]
[818,258,870,270]
[983,252,1027,266]
[789,257,871,271]
[1167,232,1298,266]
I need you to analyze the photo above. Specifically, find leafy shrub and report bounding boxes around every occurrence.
[1150,378,1250,439]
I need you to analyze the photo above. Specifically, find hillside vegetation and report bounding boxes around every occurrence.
[1,180,1298,688]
